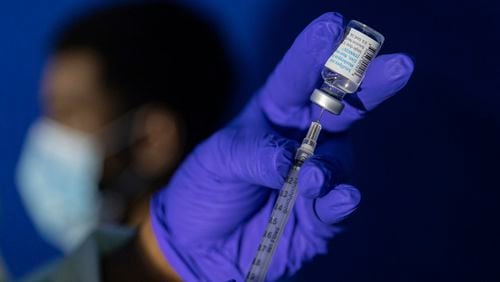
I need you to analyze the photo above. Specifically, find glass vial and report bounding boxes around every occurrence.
[310,20,384,115]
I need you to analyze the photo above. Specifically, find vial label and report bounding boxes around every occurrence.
[325,28,380,84]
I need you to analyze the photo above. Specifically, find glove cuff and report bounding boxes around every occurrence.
[150,196,244,281]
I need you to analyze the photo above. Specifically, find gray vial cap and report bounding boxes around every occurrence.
[310,89,344,115]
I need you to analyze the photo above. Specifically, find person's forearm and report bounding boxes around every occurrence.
[101,215,181,282]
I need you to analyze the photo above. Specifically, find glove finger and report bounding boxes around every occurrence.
[317,53,414,132]
[357,53,415,111]
[314,184,360,225]
[258,12,344,125]
[298,157,340,199]
[297,133,353,198]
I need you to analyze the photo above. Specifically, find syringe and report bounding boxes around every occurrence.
[245,119,322,282]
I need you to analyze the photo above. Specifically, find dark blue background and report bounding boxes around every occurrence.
[1,0,499,280]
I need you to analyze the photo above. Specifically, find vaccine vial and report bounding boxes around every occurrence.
[310,20,384,115]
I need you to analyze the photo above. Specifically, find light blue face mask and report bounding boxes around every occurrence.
[16,118,102,253]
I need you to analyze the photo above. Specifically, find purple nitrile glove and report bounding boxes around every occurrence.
[151,12,414,281]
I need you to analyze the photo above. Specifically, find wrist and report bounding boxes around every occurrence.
[139,214,182,281]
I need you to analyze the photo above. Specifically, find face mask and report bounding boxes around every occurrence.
[16,118,102,253]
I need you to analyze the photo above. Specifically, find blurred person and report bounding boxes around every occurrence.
[15,1,231,254]
[19,2,414,281]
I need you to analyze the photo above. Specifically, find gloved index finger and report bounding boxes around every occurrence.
[258,12,345,121]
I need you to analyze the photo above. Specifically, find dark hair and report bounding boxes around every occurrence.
[53,1,232,152]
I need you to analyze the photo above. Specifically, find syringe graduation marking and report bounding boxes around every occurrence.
[247,164,301,281]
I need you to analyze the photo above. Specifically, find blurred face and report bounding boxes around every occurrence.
[16,49,125,251]
[41,49,118,135]
[33,49,181,226]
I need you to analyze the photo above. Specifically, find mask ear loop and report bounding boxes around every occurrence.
[97,106,158,225]
[97,107,144,159]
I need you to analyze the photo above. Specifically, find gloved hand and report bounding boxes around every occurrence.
[151,12,414,281]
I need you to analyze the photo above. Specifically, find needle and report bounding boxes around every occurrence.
[317,108,325,122]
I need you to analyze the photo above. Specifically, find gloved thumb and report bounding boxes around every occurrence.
[256,12,345,129]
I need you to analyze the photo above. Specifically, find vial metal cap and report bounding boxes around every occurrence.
[310,89,344,115]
